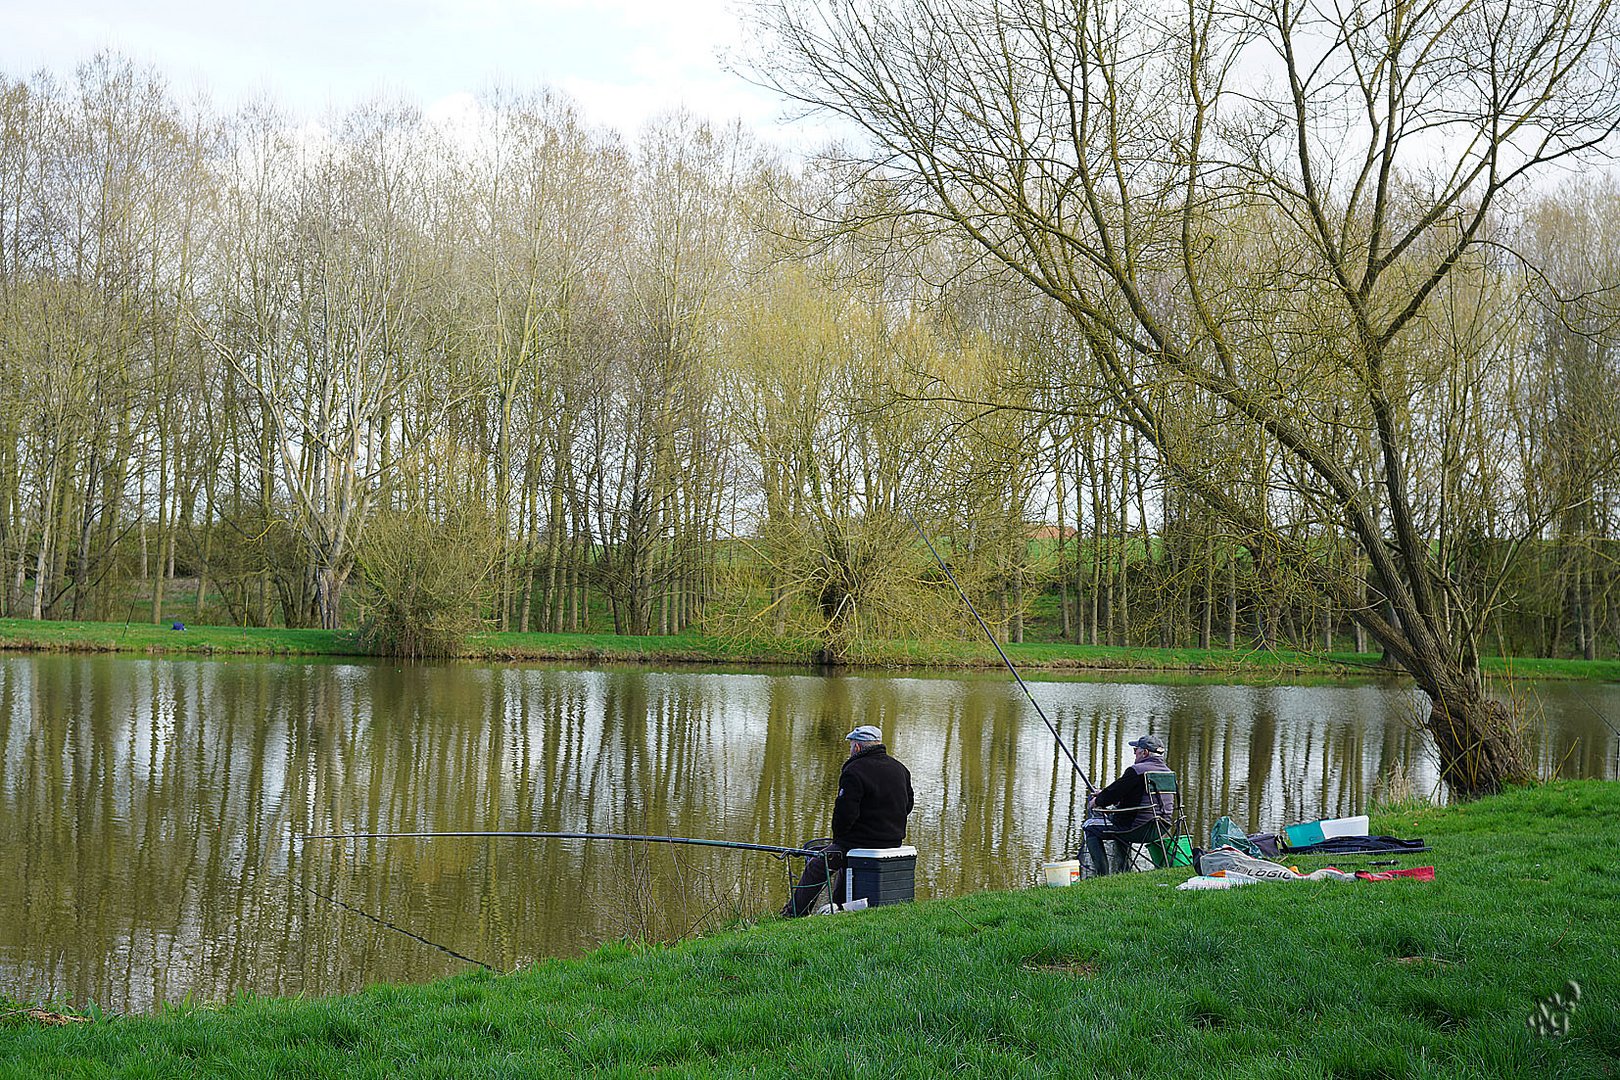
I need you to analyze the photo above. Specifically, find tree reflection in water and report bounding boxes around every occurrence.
[0,655,1612,1013]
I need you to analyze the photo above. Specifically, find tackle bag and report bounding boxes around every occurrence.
[1210,816,1262,856]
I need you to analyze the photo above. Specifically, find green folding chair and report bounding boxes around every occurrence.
[1131,771,1193,870]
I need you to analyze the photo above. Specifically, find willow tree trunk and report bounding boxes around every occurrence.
[1418,661,1532,797]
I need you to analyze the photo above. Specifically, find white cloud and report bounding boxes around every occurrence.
[0,0,800,146]
[424,90,485,152]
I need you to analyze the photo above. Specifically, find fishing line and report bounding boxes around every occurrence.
[1571,690,1620,776]
[291,878,493,971]
[1573,690,1620,740]
[900,505,1097,793]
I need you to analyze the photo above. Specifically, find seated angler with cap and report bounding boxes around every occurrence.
[1082,734,1175,876]
[782,724,914,917]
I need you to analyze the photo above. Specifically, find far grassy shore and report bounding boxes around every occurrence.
[3,615,1620,683]
[3,615,1619,683]
[3,781,1615,1078]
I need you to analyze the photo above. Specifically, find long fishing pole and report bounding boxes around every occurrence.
[302,831,823,858]
[292,832,826,966]
[1570,690,1620,776]
[900,506,1096,793]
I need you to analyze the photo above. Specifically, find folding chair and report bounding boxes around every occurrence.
[1085,770,1190,874]
[1130,771,1191,870]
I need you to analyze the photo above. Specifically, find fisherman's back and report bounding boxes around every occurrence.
[833,744,913,849]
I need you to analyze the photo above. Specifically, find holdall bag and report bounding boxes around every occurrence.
[1197,846,1300,881]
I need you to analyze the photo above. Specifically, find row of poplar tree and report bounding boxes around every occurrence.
[2,54,1616,658]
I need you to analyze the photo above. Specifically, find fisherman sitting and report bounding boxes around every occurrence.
[782,724,914,917]
[1083,734,1174,876]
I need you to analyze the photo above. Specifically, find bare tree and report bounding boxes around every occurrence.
[751,0,1620,793]
[1518,182,1620,659]
[204,100,443,629]
[448,89,625,630]
[592,115,751,635]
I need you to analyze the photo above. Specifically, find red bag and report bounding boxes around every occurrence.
[1355,866,1435,882]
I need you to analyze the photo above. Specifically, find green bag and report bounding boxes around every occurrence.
[1148,834,1194,868]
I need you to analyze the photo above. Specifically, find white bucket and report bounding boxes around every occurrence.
[1041,860,1080,887]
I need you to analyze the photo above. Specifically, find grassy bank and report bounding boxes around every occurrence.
[2,781,1615,1078]
[5,616,1620,682]
[0,618,353,657]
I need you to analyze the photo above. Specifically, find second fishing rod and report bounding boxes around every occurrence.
[899,504,1098,797]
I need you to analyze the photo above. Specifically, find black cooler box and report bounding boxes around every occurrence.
[842,846,918,906]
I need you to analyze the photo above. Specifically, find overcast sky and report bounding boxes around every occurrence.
[1,0,809,145]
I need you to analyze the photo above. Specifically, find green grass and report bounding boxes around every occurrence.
[0,617,361,656]
[2,781,1615,1077]
[8,615,1620,683]
[1477,655,1620,681]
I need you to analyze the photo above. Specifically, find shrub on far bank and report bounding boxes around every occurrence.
[355,506,500,658]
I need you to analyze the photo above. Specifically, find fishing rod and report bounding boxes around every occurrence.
[301,831,824,858]
[899,505,1097,793]
[1570,690,1620,776]
[292,831,827,967]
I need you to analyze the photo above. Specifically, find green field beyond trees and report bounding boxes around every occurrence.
[3,781,1615,1078]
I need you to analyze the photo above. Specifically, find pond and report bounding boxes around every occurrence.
[1,654,1614,1013]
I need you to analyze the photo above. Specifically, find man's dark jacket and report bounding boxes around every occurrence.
[831,744,913,850]
[1091,752,1173,831]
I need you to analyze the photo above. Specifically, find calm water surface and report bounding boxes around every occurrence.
[2,654,1614,1013]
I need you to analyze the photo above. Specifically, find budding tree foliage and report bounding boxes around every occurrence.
[749,0,1620,793]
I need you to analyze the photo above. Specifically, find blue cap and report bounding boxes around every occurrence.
[843,725,882,743]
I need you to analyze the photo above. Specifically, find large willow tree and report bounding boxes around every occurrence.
[751,0,1620,795]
